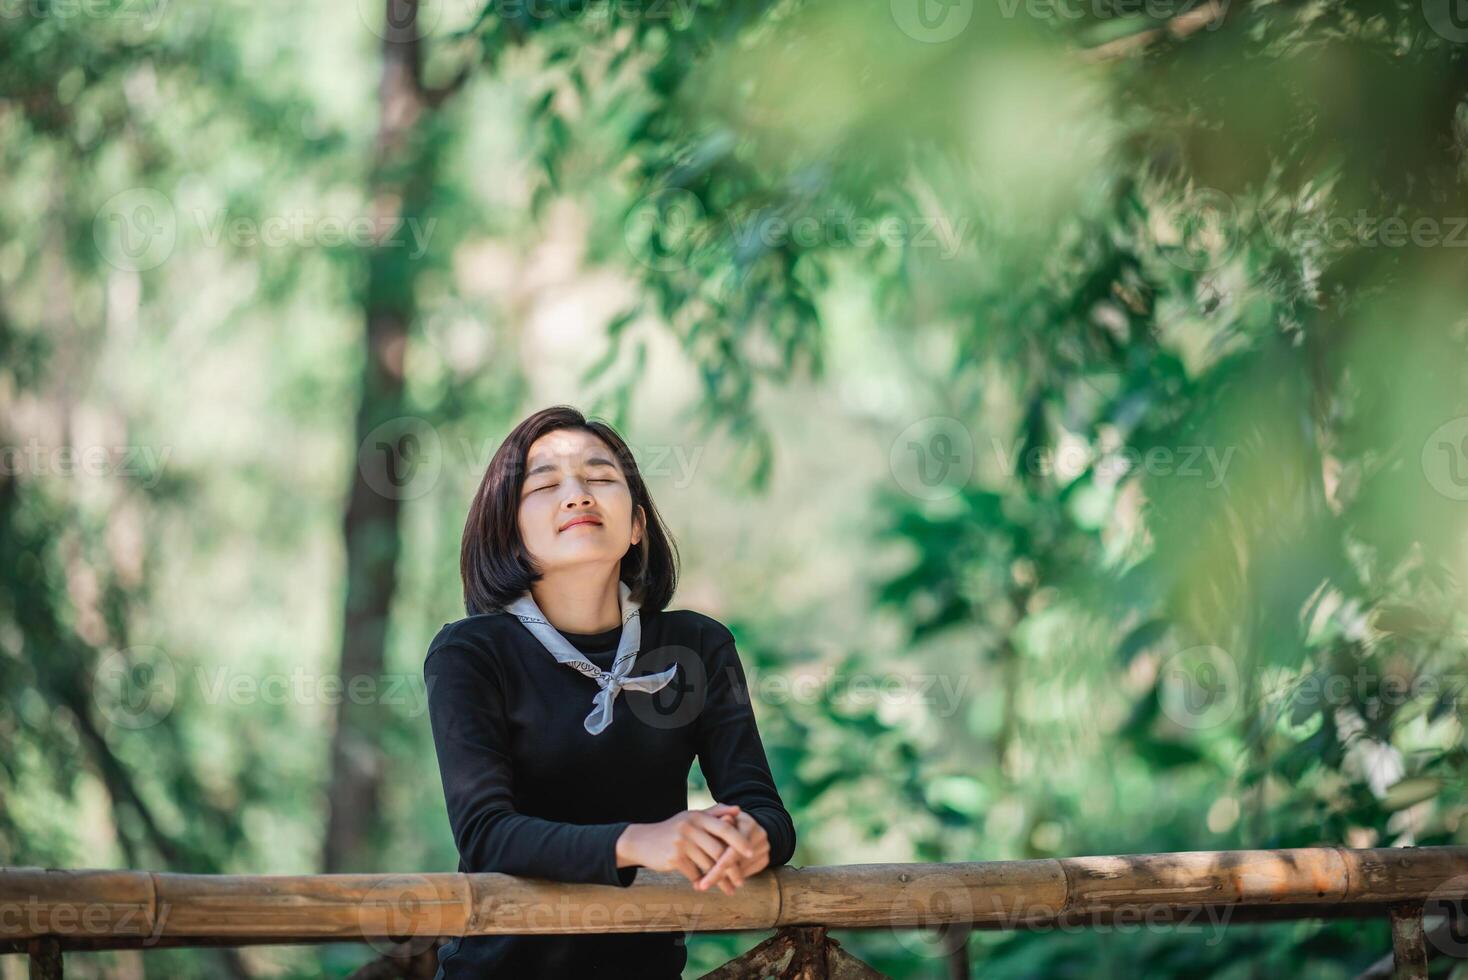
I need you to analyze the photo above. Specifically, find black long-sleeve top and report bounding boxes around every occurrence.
[423,605,797,979]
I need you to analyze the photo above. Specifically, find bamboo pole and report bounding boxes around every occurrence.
[3,848,1467,950]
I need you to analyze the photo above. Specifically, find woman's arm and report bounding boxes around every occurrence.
[424,640,637,887]
[693,634,798,868]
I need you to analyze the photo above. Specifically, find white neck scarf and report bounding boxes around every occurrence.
[504,579,679,735]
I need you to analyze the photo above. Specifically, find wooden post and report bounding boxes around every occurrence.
[945,923,971,980]
[785,926,828,980]
[1389,903,1428,980]
[27,937,62,980]
[697,926,892,979]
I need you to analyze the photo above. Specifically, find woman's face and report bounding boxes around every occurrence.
[517,428,644,576]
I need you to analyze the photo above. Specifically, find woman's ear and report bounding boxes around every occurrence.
[632,504,646,546]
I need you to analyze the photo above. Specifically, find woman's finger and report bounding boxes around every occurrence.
[680,841,718,876]
[735,812,768,845]
[676,822,723,873]
[696,844,741,891]
[693,812,755,858]
[672,855,703,885]
[682,823,734,871]
[735,843,770,878]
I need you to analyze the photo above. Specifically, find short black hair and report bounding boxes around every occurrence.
[459,405,680,617]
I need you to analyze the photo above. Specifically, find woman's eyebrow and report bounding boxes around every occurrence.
[525,455,620,478]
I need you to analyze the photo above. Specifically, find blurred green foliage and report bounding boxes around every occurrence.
[4,0,1468,977]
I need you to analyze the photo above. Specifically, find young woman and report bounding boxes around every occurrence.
[424,405,798,978]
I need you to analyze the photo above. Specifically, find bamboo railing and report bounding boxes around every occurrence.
[4,847,1468,978]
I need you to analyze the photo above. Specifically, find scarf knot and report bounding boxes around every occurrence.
[505,580,679,735]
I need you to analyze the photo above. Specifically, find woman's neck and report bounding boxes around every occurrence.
[528,570,623,634]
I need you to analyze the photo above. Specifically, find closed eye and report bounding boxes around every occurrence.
[531,478,616,493]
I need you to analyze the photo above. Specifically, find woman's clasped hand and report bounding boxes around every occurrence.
[615,802,773,895]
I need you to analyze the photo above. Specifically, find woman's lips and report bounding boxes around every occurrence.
[561,518,602,531]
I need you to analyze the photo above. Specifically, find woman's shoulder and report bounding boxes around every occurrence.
[655,607,737,651]
[425,611,520,664]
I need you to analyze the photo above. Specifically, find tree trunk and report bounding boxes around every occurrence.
[323,0,439,875]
